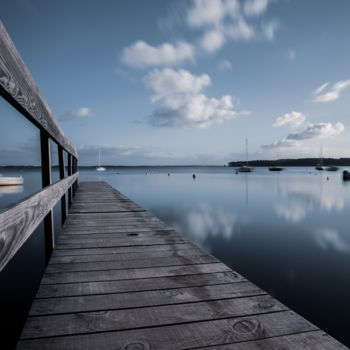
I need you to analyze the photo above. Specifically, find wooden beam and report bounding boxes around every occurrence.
[0,20,77,158]
[67,154,72,207]
[0,173,78,272]
[40,130,54,263]
[58,146,66,225]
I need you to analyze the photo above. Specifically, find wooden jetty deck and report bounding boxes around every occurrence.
[17,182,348,349]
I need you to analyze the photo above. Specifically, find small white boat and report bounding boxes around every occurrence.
[96,150,106,172]
[0,176,23,186]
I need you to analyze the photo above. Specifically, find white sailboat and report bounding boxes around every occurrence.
[238,138,252,173]
[96,150,106,172]
[0,176,23,186]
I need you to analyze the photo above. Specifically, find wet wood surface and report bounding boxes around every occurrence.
[17,181,348,349]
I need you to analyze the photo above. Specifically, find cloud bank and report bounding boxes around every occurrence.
[145,68,246,128]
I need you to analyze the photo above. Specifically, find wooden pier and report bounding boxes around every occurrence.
[17,182,347,349]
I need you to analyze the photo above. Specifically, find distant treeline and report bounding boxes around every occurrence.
[228,158,350,167]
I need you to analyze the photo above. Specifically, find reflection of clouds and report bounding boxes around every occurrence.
[273,177,344,222]
[275,203,306,223]
[315,228,350,253]
[153,204,237,249]
[0,185,23,197]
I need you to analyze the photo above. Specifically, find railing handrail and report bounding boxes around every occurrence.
[0,173,78,271]
[0,20,78,158]
[0,21,79,271]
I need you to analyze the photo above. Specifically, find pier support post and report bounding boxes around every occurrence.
[58,146,66,225]
[68,154,72,207]
[40,130,54,264]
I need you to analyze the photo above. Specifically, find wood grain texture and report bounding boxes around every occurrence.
[0,173,78,271]
[17,311,319,349]
[17,182,348,349]
[0,21,77,158]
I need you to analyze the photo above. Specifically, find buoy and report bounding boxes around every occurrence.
[192,174,196,179]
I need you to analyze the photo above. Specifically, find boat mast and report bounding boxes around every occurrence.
[246,138,248,166]
[99,150,101,167]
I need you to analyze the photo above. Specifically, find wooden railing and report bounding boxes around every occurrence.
[0,21,78,271]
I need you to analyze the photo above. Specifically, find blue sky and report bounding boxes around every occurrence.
[1,0,350,165]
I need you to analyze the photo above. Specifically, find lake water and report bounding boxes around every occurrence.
[1,166,350,348]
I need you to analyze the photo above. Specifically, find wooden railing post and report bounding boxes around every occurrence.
[40,130,54,264]
[68,154,72,207]
[58,146,66,225]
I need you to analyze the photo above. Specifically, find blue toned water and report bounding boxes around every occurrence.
[1,166,350,347]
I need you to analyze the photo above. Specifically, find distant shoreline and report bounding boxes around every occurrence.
[228,158,350,167]
[1,158,350,168]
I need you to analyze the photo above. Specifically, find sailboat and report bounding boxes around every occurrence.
[315,144,324,171]
[96,150,106,172]
[269,154,283,171]
[0,176,23,186]
[238,138,252,173]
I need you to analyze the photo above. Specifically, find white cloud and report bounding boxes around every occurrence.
[145,68,247,128]
[120,41,194,68]
[186,0,239,27]
[286,122,344,140]
[262,20,279,41]
[144,68,211,102]
[185,0,273,53]
[59,107,93,122]
[149,93,242,128]
[225,17,255,40]
[313,80,350,103]
[263,121,344,150]
[244,0,269,17]
[313,82,329,95]
[262,138,299,150]
[217,59,232,72]
[273,111,306,128]
[200,29,226,52]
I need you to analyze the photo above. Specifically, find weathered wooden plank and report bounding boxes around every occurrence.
[36,271,245,298]
[51,242,196,257]
[40,263,231,284]
[30,282,265,316]
[54,234,187,249]
[0,21,77,157]
[21,295,286,339]
[198,331,348,349]
[49,247,206,264]
[45,254,218,273]
[17,311,318,349]
[0,173,78,271]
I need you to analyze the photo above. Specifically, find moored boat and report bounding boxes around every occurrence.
[326,166,338,171]
[343,170,350,181]
[269,167,283,172]
[0,176,23,186]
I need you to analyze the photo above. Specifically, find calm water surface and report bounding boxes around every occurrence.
[1,166,350,347]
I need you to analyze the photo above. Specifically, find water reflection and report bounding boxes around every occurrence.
[314,227,350,253]
[0,185,23,196]
[274,174,344,223]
